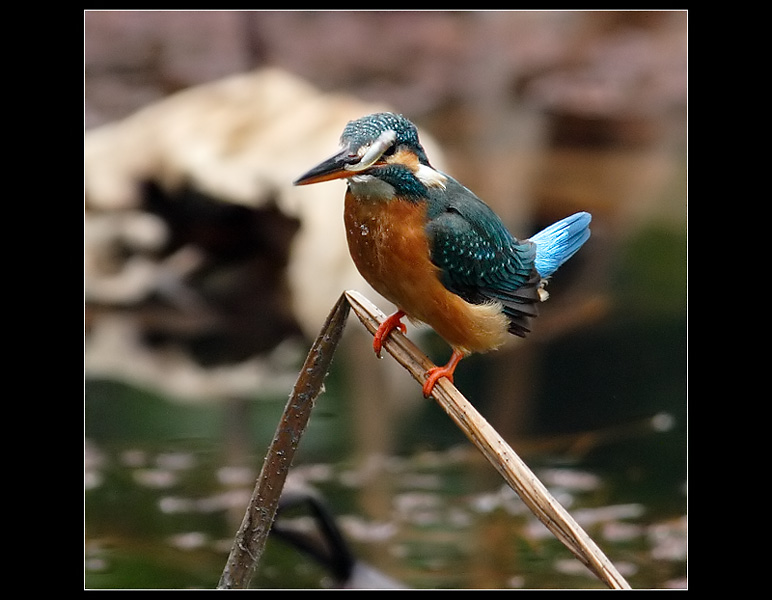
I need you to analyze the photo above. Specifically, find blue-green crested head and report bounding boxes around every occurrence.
[341,112,430,166]
[294,112,444,199]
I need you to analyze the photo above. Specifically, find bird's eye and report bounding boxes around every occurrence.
[381,144,397,157]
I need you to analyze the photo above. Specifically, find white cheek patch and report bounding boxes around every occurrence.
[345,130,398,173]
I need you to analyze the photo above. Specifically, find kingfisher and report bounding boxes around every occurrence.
[294,112,591,398]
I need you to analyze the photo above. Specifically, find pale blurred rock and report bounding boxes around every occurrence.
[84,68,443,401]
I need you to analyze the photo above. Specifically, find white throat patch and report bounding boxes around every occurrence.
[348,174,396,200]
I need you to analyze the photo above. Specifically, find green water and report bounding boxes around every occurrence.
[84,413,685,589]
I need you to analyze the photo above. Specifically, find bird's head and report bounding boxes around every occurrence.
[294,112,445,198]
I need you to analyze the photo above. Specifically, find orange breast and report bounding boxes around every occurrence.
[344,191,509,355]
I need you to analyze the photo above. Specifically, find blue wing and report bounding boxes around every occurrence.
[425,178,541,336]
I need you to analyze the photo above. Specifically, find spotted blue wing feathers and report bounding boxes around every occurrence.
[426,178,591,338]
[426,179,541,336]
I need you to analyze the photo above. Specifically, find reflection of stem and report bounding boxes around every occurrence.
[218,290,630,590]
[217,293,350,589]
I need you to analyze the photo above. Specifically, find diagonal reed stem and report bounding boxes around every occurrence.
[344,290,631,590]
[217,293,350,589]
[218,290,630,590]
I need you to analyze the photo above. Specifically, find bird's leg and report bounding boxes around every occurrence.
[422,350,465,398]
[373,309,407,357]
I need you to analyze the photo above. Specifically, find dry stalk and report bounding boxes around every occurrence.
[344,290,631,590]
[217,294,350,589]
[218,290,631,590]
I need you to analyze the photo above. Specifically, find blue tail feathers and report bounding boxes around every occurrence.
[531,212,592,278]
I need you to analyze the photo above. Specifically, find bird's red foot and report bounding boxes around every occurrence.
[422,350,465,398]
[373,310,407,357]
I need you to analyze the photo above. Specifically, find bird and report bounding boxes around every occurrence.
[294,112,591,398]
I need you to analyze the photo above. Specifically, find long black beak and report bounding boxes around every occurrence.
[293,147,358,186]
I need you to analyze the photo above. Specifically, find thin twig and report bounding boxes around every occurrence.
[344,290,631,590]
[217,293,350,589]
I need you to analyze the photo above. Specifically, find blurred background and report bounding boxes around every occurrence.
[84,10,687,589]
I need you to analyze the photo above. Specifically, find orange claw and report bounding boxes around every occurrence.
[373,310,407,357]
[422,350,465,398]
